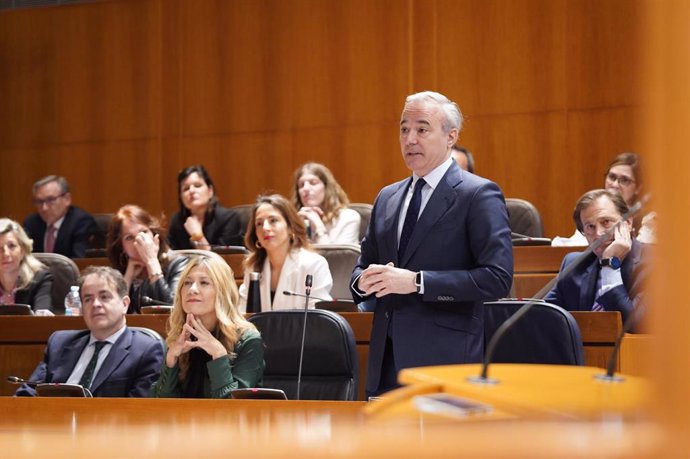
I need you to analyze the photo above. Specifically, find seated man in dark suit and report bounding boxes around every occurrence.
[545,189,648,329]
[23,175,98,258]
[16,266,164,397]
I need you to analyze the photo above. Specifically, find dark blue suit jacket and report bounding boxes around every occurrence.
[544,239,647,329]
[15,327,164,397]
[24,206,98,258]
[351,162,513,393]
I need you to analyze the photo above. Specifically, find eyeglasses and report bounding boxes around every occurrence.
[605,172,635,187]
[33,193,66,207]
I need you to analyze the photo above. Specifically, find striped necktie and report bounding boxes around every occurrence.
[78,341,107,389]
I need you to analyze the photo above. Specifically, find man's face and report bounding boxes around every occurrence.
[400,100,457,177]
[81,274,129,340]
[33,181,71,226]
[579,195,631,257]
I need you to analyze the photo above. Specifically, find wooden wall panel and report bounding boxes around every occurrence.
[0,0,643,240]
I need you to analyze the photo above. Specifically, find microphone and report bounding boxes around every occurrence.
[282,290,331,303]
[141,296,172,306]
[7,376,93,397]
[595,302,647,382]
[296,274,313,401]
[7,375,39,387]
[471,193,650,385]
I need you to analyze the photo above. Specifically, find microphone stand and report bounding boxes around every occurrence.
[296,274,313,400]
[469,195,649,385]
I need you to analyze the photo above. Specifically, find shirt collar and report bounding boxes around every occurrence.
[412,157,453,190]
[88,325,127,346]
[51,215,66,231]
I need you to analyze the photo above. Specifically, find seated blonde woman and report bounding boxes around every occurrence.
[239,194,333,311]
[0,218,53,312]
[291,162,361,245]
[151,254,264,398]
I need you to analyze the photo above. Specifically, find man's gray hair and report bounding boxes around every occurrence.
[405,91,463,133]
[32,175,70,195]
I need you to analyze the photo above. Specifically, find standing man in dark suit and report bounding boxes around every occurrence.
[351,91,513,397]
[23,175,98,258]
[544,189,648,329]
[16,266,164,397]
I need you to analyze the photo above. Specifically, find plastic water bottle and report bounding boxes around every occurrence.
[64,286,82,316]
[246,272,261,314]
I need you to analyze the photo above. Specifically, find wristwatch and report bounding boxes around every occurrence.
[599,257,622,269]
[415,271,422,293]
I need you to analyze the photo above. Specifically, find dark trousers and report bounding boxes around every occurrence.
[366,335,401,399]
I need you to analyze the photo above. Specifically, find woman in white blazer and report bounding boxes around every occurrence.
[291,162,361,245]
[238,194,333,312]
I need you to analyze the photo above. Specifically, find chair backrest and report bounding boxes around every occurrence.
[89,213,114,249]
[505,198,544,238]
[128,326,165,344]
[248,309,359,400]
[33,253,81,313]
[313,243,360,300]
[483,300,584,365]
[348,203,372,242]
[230,204,254,235]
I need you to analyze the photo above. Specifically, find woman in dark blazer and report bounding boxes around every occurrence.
[168,165,244,250]
[0,218,53,312]
[107,205,188,313]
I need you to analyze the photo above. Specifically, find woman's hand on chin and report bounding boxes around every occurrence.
[184,313,227,360]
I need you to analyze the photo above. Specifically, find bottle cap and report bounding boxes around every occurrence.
[249,272,260,281]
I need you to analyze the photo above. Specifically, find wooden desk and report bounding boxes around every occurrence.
[511,246,573,298]
[75,245,576,298]
[0,313,374,400]
[0,311,625,399]
[0,396,657,458]
[74,253,247,281]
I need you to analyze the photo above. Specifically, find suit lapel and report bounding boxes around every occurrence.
[383,179,410,265]
[399,165,461,267]
[579,257,600,311]
[54,207,74,254]
[53,333,89,382]
[90,329,131,394]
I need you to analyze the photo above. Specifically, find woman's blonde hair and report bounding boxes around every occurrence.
[0,218,45,290]
[291,162,350,224]
[165,254,256,379]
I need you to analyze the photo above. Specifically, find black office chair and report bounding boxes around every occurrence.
[505,198,544,238]
[85,213,114,257]
[248,309,359,400]
[313,243,360,300]
[483,300,584,365]
[129,326,165,344]
[34,253,81,313]
[230,204,254,235]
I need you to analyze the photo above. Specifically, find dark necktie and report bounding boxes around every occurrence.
[78,341,107,388]
[398,178,426,260]
[44,224,56,253]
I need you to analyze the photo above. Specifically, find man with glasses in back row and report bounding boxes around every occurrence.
[24,175,98,258]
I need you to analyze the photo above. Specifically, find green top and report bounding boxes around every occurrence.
[150,328,264,399]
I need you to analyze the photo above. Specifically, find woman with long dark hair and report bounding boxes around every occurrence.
[168,165,244,249]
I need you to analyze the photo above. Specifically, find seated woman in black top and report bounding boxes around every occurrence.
[168,165,244,250]
[107,205,188,313]
[0,218,53,312]
[0,218,53,313]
